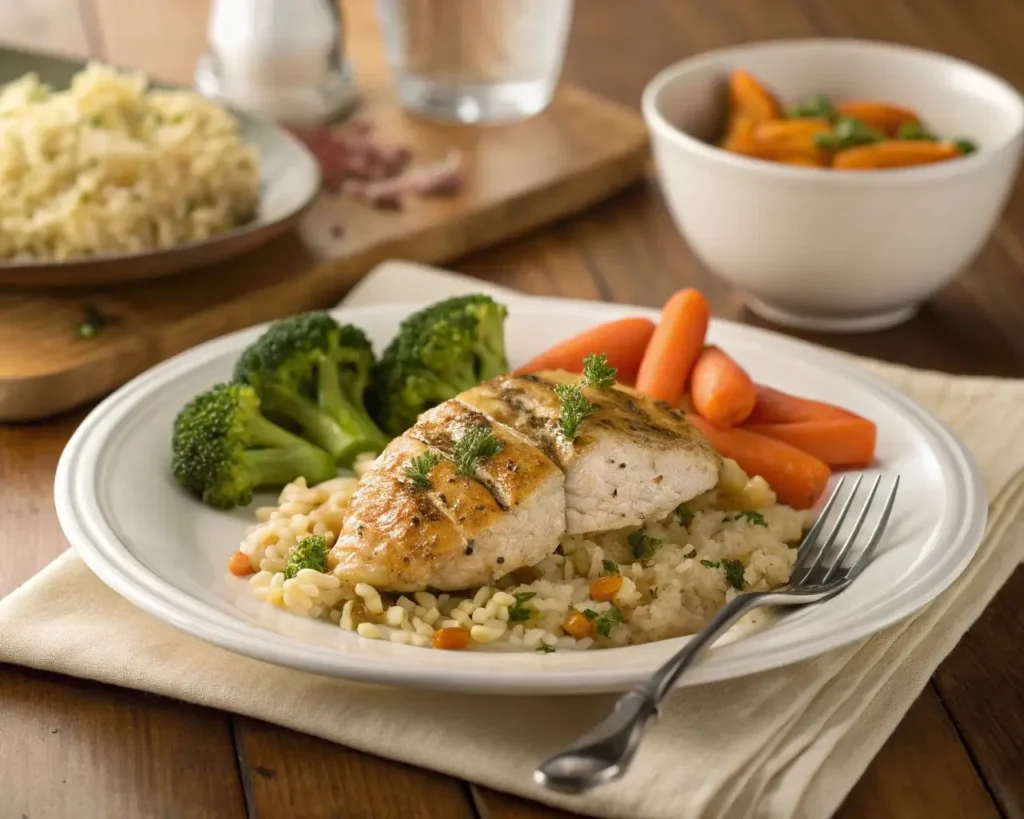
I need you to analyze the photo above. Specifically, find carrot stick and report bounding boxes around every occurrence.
[741,418,877,469]
[513,316,656,386]
[836,101,920,136]
[728,69,783,125]
[686,413,831,510]
[832,140,962,170]
[690,346,757,426]
[635,289,710,405]
[746,384,860,424]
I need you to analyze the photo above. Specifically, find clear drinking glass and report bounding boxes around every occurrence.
[375,0,574,123]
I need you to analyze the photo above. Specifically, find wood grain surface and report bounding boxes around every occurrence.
[0,0,647,422]
[2,1,1023,818]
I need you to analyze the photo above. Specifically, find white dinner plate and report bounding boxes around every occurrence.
[54,297,987,694]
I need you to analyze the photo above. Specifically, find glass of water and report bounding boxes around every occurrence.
[375,0,574,123]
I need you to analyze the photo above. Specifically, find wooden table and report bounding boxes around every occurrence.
[2,1,1023,817]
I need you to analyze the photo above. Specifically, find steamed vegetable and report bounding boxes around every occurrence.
[746,384,859,424]
[741,419,877,469]
[512,316,655,385]
[369,294,509,435]
[685,411,831,510]
[234,312,389,465]
[635,288,710,405]
[172,382,336,510]
[690,346,757,427]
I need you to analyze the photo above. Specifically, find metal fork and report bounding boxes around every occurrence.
[533,474,900,795]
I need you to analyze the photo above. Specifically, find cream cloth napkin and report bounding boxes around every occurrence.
[2,261,1023,819]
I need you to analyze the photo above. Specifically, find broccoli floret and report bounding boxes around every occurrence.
[172,383,337,509]
[368,295,509,435]
[285,534,328,578]
[234,312,389,465]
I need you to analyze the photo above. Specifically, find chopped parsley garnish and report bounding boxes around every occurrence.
[675,504,695,527]
[683,548,697,559]
[452,426,504,475]
[582,353,617,388]
[535,644,556,653]
[627,528,662,560]
[700,559,721,569]
[787,93,836,120]
[734,510,767,527]
[404,451,440,490]
[954,138,978,155]
[602,559,620,575]
[722,559,747,590]
[76,304,112,340]
[508,591,536,622]
[814,116,883,151]
[554,383,595,440]
[284,534,328,579]
[896,122,937,141]
[579,605,624,638]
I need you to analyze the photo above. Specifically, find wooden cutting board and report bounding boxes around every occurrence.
[0,1,648,422]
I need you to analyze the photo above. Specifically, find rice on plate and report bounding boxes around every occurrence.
[239,454,810,652]
[0,62,259,261]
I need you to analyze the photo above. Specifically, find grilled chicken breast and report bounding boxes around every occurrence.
[328,417,565,591]
[459,371,720,533]
[330,369,721,591]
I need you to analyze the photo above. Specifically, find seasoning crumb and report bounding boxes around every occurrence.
[612,488,618,498]
[464,545,474,555]
[496,556,505,564]
[619,462,627,469]
[653,474,663,484]
[474,504,485,511]
[330,224,345,239]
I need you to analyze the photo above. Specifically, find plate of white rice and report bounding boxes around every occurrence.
[54,297,986,694]
[0,49,319,287]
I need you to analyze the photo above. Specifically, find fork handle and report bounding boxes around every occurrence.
[534,593,764,794]
[645,592,766,702]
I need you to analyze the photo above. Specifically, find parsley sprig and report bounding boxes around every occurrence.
[555,383,595,439]
[555,353,618,440]
[675,504,695,527]
[582,353,617,388]
[284,534,328,579]
[404,451,440,490]
[453,426,504,475]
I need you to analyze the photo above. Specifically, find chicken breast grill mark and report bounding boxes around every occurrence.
[329,431,565,591]
[460,371,721,533]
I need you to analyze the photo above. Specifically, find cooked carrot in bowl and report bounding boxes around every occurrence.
[717,68,978,170]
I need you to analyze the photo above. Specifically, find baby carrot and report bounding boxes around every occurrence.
[686,413,831,510]
[728,69,783,125]
[741,418,877,469]
[635,289,711,405]
[832,140,962,170]
[513,316,656,386]
[746,384,861,424]
[728,118,832,165]
[589,575,624,602]
[836,101,920,136]
[690,346,757,426]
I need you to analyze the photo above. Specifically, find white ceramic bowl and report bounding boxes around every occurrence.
[642,39,1024,332]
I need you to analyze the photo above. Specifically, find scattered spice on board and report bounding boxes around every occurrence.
[286,119,465,210]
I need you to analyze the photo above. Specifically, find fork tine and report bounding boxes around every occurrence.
[792,476,846,571]
[792,474,862,583]
[846,475,900,581]
[821,475,882,584]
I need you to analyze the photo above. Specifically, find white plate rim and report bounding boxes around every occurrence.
[54,297,988,694]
